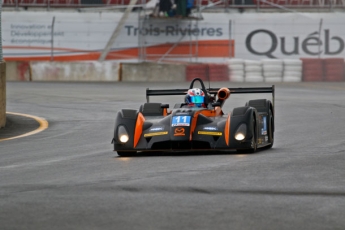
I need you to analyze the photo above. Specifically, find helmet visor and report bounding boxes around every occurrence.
[190,95,204,104]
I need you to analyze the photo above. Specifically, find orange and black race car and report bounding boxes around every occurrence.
[112,78,275,156]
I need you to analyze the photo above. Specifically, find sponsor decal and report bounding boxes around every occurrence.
[257,138,263,145]
[125,25,223,37]
[198,131,222,136]
[261,116,267,135]
[203,126,217,131]
[246,29,344,58]
[174,127,185,136]
[144,131,168,137]
[150,127,164,131]
[172,116,191,127]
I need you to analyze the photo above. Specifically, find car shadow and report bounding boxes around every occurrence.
[114,147,273,158]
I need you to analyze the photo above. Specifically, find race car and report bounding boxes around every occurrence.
[112,78,275,156]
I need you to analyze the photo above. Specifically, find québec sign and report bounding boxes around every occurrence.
[246,29,345,58]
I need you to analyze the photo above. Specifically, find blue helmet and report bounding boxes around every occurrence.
[185,88,205,107]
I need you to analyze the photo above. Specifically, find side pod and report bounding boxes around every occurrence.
[230,106,257,147]
[113,109,138,150]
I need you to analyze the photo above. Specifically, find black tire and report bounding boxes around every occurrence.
[116,151,136,157]
[247,118,257,153]
[267,109,274,149]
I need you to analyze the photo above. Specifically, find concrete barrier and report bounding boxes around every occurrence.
[121,62,186,82]
[5,61,120,82]
[5,61,186,82]
[30,61,120,81]
[6,61,31,81]
[0,61,7,128]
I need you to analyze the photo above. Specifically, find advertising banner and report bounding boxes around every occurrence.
[2,11,345,61]
[233,13,345,60]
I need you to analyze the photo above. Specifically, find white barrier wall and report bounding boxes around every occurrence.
[121,62,186,82]
[5,58,343,82]
[5,61,186,82]
[30,61,120,81]
[6,61,31,81]
[0,62,6,128]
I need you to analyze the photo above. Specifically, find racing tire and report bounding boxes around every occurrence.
[116,151,136,157]
[248,118,257,153]
[267,109,274,149]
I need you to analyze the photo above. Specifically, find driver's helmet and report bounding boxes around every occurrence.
[185,88,205,107]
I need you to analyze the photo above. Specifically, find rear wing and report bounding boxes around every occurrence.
[146,85,275,109]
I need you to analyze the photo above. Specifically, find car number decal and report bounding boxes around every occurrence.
[172,116,191,127]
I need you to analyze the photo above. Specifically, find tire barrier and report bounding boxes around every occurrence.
[244,60,264,82]
[186,63,228,82]
[228,59,245,82]
[227,58,345,83]
[300,58,345,82]
[301,58,324,82]
[283,59,303,82]
[262,59,283,82]
[323,58,345,82]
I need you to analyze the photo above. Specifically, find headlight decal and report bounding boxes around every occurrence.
[224,113,231,146]
[134,112,145,148]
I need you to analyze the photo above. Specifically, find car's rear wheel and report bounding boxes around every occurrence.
[247,118,257,153]
[267,109,274,149]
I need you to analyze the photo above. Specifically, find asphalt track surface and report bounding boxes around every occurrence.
[1,81,345,230]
